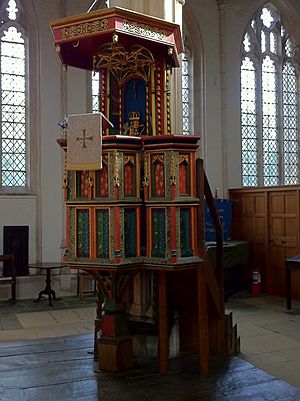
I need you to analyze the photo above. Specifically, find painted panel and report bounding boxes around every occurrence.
[124,208,137,257]
[76,171,89,198]
[76,209,90,257]
[151,155,165,197]
[179,156,190,195]
[180,208,192,257]
[152,208,165,257]
[96,209,109,258]
[124,157,136,196]
[66,171,73,199]
[95,162,109,197]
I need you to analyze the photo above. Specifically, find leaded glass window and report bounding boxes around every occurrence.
[0,0,28,189]
[92,72,100,113]
[241,4,299,186]
[181,52,190,135]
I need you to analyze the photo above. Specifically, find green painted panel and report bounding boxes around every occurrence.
[124,208,136,257]
[96,209,109,258]
[152,209,165,258]
[77,209,90,257]
[180,208,192,257]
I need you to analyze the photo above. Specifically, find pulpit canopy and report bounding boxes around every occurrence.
[49,6,183,71]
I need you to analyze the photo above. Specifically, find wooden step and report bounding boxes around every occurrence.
[225,312,240,355]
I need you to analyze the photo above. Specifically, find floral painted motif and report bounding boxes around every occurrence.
[96,163,109,197]
[124,162,135,196]
[152,208,165,257]
[180,208,192,257]
[76,171,89,198]
[77,209,90,257]
[124,208,136,257]
[153,161,165,197]
[179,161,189,195]
[96,209,109,258]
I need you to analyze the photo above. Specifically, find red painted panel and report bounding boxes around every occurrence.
[124,163,134,195]
[80,171,89,197]
[99,164,109,196]
[154,162,165,196]
[179,162,188,195]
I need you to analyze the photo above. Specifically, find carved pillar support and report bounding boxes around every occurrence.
[85,268,138,372]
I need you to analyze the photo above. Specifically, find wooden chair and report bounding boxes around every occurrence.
[78,270,96,300]
[0,254,16,304]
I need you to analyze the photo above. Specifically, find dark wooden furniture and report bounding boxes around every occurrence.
[29,262,66,306]
[3,226,29,276]
[206,240,249,296]
[0,254,16,303]
[285,254,300,309]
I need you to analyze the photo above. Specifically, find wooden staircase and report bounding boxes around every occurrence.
[196,158,240,375]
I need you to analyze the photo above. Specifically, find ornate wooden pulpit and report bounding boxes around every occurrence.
[50,7,207,374]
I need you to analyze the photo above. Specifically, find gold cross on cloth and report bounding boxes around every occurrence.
[76,129,93,148]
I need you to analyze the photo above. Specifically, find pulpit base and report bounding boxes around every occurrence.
[98,336,133,372]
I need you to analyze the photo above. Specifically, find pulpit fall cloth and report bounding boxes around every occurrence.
[67,112,113,171]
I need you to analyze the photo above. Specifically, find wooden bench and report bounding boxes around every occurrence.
[0,254,16,304]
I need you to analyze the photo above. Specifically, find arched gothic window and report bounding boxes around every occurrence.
[0,0,28,189]
[241,4,299,186]
[181,51,191,135]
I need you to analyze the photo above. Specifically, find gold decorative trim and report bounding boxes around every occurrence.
[63,153,68,189]
[124,155,135,166]
[67,162,101,170]
[151,65,156,136]
[94,43,154,84]
[123,19,167,42]
[61,18,108,40]
[88,174,93,187]
[165,68,171,135]
[152,154,164,164]
[170,151,176,186]
[113,150,120,187]
[143,154,149,187]
[179,154,189,164]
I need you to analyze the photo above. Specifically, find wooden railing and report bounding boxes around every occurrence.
[203,169,224,289]
[196,158,225,320]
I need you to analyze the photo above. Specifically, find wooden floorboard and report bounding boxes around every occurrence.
[0,334,299,401]
[0,336,93,357]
